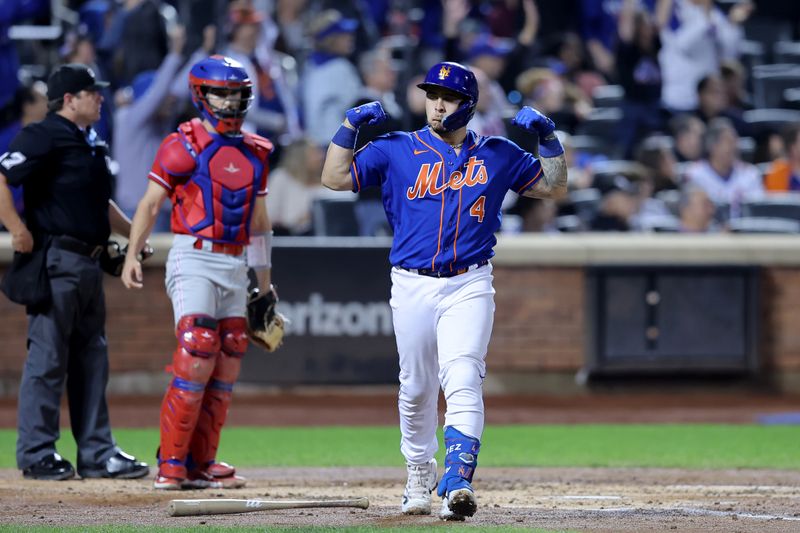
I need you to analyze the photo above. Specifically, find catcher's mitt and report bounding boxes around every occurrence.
[246,287,285,352]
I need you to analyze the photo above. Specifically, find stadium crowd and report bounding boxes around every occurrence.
[3,0,800,236]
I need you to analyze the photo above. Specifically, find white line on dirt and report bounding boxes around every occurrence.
[586,506,800,521]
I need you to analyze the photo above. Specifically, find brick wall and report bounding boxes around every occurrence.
[3,265,800,395]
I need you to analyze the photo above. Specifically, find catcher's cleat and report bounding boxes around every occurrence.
[153,474,183,490]
[185,461,246,489]
[401,458,437,515]
[439,486,477,521]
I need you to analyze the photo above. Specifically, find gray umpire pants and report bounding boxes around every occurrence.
[16,246,117,470]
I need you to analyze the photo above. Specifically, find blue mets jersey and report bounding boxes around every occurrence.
[351,126,543,272]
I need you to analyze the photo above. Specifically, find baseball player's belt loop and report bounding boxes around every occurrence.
[193,238,244,256]
[400,259,489,278]
[51,235,104,260]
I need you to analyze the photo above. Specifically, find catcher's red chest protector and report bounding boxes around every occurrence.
[162,119,272,245]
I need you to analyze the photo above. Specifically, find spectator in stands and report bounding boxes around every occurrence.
[636,135,680,193]
[590,174,639,231]
[507,197,559,233]
[0,0,48,109]
[273,0,309,57]
[693,74,750,137]
[403,74,427,131]
[679,186,718,232]
[470,66,508,138]
[113,24,188,232]
[302,9,363,147]
[61,31,114,142]
[616,0,665,159]
[0,81,47,217]
[684,117,763,217]
[544,32,605,100]
[658,0,752,113]
[580,0,657,78]
[516,67,590,134]
[100,0,168,86]
[266,137,325,236]
[224,5,301,144]
[764,124,800,192]
[358,47,401,122]
[720,59,751,113]
[669,113,705,162]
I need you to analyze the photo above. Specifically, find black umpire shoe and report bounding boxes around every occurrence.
[78,450,150,479]
[22,453,76,480]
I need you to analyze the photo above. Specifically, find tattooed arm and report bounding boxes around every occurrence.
[523,151,568,199]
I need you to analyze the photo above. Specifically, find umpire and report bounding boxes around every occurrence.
[0,64,149,480]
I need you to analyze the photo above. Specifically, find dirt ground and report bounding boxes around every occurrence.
[2,391,800,531]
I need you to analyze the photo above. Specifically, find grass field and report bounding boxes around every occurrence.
[1,424,799,470]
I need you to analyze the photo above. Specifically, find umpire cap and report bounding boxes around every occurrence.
[47,63,109,100]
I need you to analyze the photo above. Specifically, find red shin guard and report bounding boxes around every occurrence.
[158,315,220,479]
[188,317,247,469]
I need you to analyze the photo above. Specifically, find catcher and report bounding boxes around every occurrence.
[121,55,284,490]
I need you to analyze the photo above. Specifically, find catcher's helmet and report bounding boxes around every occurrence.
[189,55,253,136]
[417,61,478,131]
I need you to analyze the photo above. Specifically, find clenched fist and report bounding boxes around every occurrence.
[345,101,388,129]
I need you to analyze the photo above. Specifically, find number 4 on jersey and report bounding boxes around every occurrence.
[470,196,486,223]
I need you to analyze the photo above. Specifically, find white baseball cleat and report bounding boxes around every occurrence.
[401,459,438,515]
[439,487,477,521]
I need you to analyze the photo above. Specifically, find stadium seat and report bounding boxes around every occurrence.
[728,217,800,233]
[740,193,800,221]
[783,87,800,110]
[575,108,622,138]
[569,135,616,157]
[311,197,360,236]
[751,65,800,108]
[739,40,765,72]
[639,214,681,233]
[555,214,583,233]
[738,137,756,163]
[744,16,794,58]
[591,85,624,108]
[773,41,800,65]
[589,160,649,183]
[742,108,800,138]
[655,189,682,217]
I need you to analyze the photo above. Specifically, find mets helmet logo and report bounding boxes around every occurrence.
[438,65,451,80]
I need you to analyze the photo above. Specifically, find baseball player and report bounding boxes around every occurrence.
[121,55,277,490]
[321,62,567,520]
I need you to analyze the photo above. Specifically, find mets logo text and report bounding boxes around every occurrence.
[438,65,451,79]
[406,156,488,199]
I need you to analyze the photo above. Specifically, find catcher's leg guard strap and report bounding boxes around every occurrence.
[436,426,481,497]
[189,317,244,468]
[159,315,220,478]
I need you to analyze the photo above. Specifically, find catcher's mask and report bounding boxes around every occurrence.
[189,55,253,136]
[417,61,478,131]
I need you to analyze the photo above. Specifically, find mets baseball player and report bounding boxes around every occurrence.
[321,61,567,520]
[121,55,276,490]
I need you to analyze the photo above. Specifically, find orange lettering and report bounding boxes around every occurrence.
[407,162,444,199]
[449,170,466,190]
[470,196,486,222]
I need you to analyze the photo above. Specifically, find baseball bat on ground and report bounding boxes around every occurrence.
[168,497,369,517]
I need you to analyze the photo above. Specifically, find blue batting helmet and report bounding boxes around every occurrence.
[189,55,253,136]
[417,61,478,131]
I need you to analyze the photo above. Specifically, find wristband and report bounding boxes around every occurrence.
[538,135,564,158]
[246,231,272,270]
[331,124,358,149]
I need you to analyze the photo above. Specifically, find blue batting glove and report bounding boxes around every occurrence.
[511,106,556,137]
[512,106,564,157]
[345,101,388,129]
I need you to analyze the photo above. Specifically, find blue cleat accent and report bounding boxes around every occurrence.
[436,426,481,498]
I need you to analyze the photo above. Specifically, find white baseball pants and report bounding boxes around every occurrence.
[390,263,495,465]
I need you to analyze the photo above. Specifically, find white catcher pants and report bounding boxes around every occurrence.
[390,263,495,465]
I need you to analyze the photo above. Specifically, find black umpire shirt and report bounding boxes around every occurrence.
[1,113,112,246]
